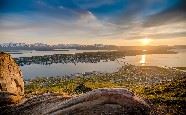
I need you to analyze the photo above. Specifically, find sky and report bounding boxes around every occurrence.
[0,0,186,45]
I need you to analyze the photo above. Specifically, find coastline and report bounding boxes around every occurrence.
[23,64,186,114]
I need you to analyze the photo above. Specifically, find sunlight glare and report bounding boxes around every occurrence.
[141,37,151,46]
[140,55,146,66]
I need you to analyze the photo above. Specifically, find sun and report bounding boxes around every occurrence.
[141,37,151,46]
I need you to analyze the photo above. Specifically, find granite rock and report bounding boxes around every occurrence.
[0,52,24,105]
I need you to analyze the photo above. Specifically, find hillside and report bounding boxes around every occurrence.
[0,53,185,114]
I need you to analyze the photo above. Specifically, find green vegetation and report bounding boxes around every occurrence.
[133,77,186,114]
[25,65,186,114]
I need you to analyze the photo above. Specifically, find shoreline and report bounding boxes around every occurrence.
[24,64,185,94]
[12,49,177,66]
[23,65,186,81]
[23,64,186,114]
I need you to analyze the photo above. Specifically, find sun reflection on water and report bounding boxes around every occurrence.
[140,55,146,66]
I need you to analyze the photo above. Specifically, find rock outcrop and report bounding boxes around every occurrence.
[45,88,150,115]
[0,52,24,105]
[1,88,150,115]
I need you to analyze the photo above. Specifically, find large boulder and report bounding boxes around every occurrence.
[45,88,150,115]
[0,52,24,105]
[0,89,150,114]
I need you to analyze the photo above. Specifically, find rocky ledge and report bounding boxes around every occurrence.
[0,88,150,115]
[0,52,24,105]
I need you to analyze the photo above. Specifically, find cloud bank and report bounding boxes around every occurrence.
[0,0,185,44]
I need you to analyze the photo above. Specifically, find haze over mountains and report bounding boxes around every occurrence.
[1,42,186,51]
[0,43,112,51]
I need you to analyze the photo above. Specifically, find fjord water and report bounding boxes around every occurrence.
[125,49,186,67]
[10,49,186,79]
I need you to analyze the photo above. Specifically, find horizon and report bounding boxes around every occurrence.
[1,42,186,47]
[0,0,186,45]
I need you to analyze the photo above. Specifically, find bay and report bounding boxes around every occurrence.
[8,49,186,79]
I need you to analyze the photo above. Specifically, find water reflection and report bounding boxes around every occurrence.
[140,55,146,65]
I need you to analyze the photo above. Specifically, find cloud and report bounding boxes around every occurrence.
[143,0,186,27]
[0,10,118,41]
[73,0,115,9]
[0,0,186,44]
